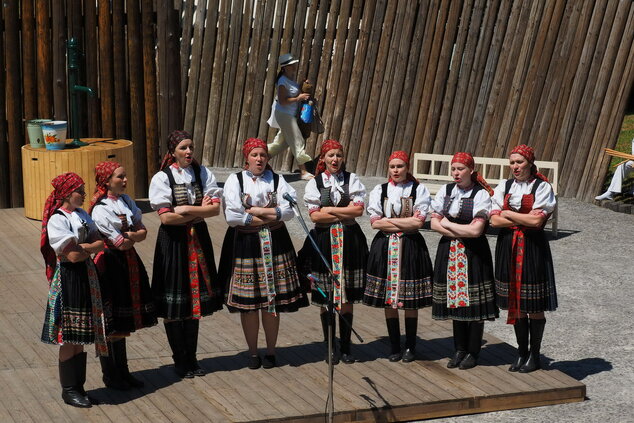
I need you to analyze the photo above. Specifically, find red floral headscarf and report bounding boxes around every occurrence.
[160,130,194,170]
[40,172,85,283]
[315,139,344,175]
[88,161,121,214]
[387,150,417,183]
[509,144,549,182]
[451,152,494,195]
[242,138,270,170]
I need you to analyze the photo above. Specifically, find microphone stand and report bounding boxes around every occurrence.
[283,193,363,423]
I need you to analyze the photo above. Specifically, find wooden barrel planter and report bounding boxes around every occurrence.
[21,139,135,220]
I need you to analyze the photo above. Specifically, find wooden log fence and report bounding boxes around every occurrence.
[0,0,633,209]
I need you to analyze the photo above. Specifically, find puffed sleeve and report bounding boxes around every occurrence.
[91,204,125,247]
[430,186,447,219]
[276,175,297,222]
[533,180,556,216]
[367,184,384,224]
[490,181,507,216]
[303,177,321,215]
[472,188,492,221]
[413,183,431,222]
[149,171,173,215]
[47,213,78,255]
[348,173,366,207]
[200,166,223,203]
[223,173,249,227]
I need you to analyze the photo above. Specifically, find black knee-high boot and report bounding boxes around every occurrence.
[386,318,402,362]
[447,320,469,368]
[164,321,193,378]
[60,353,91,408]
[320,312,339,364]
[100,341,131,390]
[339,313,354,364]
[460,321,484,369]
[509,317,529,372]
[114,338,144,387]
[184,319,205,376]
[520,318,546,373]
[402,317,418,362]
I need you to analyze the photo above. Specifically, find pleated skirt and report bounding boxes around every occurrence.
[432,235,499,321]
[363,231,434,310]
[96,248,158,334]
[220,224,309,313]
[297,223,368,305]
[495,228,557,313]
[151,222,224,320]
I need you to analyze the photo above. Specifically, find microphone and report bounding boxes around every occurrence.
[283,192,298,206]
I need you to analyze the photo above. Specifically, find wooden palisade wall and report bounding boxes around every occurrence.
[1,0,633,209]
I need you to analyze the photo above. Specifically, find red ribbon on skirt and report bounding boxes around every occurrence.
[507,226,525,324]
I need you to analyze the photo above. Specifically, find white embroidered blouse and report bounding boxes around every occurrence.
[303,171,366,214]
[431,184,491,221]
[149,164,223,214]
[490,178,556,217]
[223,170,297,227]
[47,208,100,255]
[91,194,146,248]
[367,180,431,224]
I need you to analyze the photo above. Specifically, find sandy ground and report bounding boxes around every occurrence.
[212,168,634,423]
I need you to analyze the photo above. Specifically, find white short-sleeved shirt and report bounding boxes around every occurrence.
[149,164,223,213]
[267,75,300,128]
[223,170,297,227]
[490,178,556,217]
[367,180,431,224]
[92,194,145,248]
[47,208,100,255]
[303,172,366,214]
[431,184,491,221]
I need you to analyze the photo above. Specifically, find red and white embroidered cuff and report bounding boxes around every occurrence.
[370,216,382,224]
[414,210,426,223]
[157,207,173,215]
[211,197,221,204]
[472,217,486,224]
[352,201,365,208]
[308,207,321,215]
[529,209,547,217]
[490,210,502,216]
[113,235,125,248]
[431,212,444,220]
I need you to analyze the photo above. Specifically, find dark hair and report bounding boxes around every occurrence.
[275,69,285,83]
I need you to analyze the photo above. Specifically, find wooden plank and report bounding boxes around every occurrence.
[180,0,196,108]
[98,0,116,137]
[21,0,38,126]
[84,0,102,137]
[183,0,206,134]
[35,0,53,119]
[127,0,149,193]
[142,0,160,175]
[4,0,24,207]
[0,6,9,209]
[112,0,130,139]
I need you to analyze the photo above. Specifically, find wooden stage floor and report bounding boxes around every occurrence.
[0,208,585,422]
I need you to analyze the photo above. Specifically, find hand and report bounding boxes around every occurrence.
[297,93,310,102]
[202,196,213,206]
[174,205,189,215]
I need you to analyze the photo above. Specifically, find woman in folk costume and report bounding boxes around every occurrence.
[363,151,434,362]
[149,130,224,378]
[490,145,557,373]
[40,173,107,408]
[298,140,368,364]
[430,153,498,370]
[220,138,308,369]
[90,161,157,389]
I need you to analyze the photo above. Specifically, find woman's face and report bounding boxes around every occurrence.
[247,148,269,175]
[108,166,127,195]
[173,139,194,168]
[66,185,86,210]
[451,162,473,188]
[509,153,532,181]
[324,149,344,174]
[283,63,298,79]
[388,159,408,183]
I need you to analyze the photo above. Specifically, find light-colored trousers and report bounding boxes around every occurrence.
[607,161,634,193]
[268,110,312,165]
